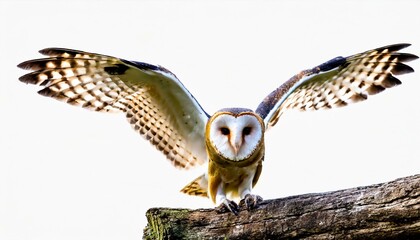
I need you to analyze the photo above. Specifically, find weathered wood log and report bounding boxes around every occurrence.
[143,175,420,239]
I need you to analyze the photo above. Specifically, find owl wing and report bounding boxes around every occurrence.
[256,43,418,129]
[18,48,209,169]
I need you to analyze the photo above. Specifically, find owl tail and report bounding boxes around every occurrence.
[180,174,209,198]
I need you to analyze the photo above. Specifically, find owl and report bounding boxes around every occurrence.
[18,43,417,215]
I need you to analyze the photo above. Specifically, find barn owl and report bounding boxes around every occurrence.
[18,43,417,215]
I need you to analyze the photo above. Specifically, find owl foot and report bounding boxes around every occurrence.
[240,194,263,211]
[216,199,239,215]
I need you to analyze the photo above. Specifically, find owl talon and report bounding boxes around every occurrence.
[216,199,239,215]
[240,194,263,210]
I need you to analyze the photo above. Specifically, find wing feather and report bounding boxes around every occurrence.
[18,48,209,169]
[256,43,418,129]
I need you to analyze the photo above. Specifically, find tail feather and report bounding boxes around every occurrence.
[180,174,208,198]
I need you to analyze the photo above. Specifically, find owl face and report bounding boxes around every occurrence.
[207,108,264,161]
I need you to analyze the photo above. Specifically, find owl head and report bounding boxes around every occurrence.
[206,108,265,162]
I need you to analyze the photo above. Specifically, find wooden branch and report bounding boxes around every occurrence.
[143,175,420,239]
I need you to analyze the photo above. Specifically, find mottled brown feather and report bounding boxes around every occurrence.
[18,48,208,169]
[180,174,208,197]
[257,43,418,129]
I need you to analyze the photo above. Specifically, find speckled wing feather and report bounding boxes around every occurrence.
[18,48,209,169]
[256,43,418,129]
[180,174,208,197]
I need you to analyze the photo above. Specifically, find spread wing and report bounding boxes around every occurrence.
[18,48,209,169]
[256,43,418,129]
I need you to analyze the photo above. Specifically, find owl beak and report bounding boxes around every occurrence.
[230,133,243,156]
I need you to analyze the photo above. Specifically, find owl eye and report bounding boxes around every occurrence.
[242,127,252,136]
[220,127,230,135]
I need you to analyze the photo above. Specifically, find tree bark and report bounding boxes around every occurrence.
[143,175,420,239]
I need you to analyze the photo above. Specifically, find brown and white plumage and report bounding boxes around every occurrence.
[257,44,418,129]
[18,48,209,169]
[18,43,417,214]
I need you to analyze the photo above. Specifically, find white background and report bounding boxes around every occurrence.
[1,1,419,239]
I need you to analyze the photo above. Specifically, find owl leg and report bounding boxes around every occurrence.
[238,176,263,210]
[214,185,239,215]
